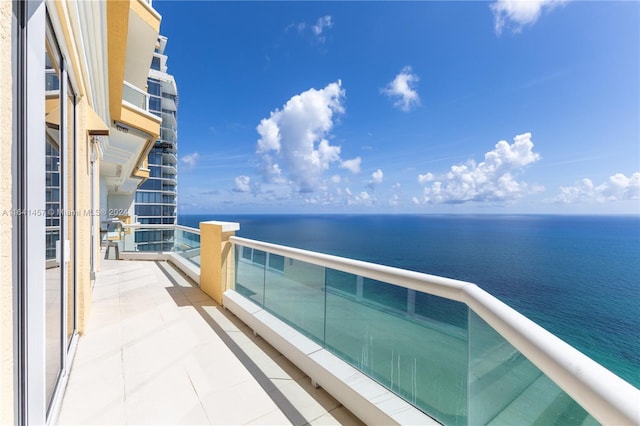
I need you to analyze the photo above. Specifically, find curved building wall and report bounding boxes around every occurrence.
[134,35,178,251]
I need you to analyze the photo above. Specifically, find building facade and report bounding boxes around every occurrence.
[1,1,163,424]
[134,35,179,251]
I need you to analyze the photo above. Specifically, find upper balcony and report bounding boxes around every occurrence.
[99,0,161,195]
[59,221,639,426]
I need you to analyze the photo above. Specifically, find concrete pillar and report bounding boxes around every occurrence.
[199,221,240,304]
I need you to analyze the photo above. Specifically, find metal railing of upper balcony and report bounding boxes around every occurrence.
[122,81,150,112]
[107,222,200,267]
[229,236,639,426]
[162,111,177,128]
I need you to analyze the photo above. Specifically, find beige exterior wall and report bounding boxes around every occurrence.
[74,97,94,334]
[0,1,14,424]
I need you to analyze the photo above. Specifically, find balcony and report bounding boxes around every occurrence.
[161,96,177,112]
[57,257,360,425]
[59,222,639,426]
[161,164,177,177]
[122,81,150,112]
[162,151,177,166]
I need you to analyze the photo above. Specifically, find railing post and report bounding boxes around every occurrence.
[199,221,240,304]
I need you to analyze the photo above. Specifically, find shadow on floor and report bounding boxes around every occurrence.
[155,261,317,426]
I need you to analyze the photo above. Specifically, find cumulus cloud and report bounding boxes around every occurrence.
[382,66,420,112]
[552,173,640,204]
[256,81,346,193]
[416,132,542,205]
[371,169,384,184]
[491,0,567,35]
[340,156,362,174]
[181,152,199,171]
[418,172,435,184]
[312,15,333,43]
[233,175,251,193]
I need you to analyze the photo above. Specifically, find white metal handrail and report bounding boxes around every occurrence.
[119,222,200,235]
[229,236,639,425]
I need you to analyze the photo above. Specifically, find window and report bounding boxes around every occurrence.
[147,79,160,96]
[151,56,161,71]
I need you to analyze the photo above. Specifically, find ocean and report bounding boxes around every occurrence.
[179,214,640,388]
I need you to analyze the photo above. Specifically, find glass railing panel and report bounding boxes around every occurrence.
[235,246,266,307]
[468,311,596,425]
[230,241,605,425]
[122,81,149,111]
[325,273,468,426]
[263,254,326,344]
[122,227,173,252]
[174,228,200,266]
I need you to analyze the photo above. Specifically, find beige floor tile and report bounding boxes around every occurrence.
[309,406,365,426]
[245,408,293,425]
[183,341,255,397]
[269,378,340,424]
[199,379,283,425]
[57,376,126,426]
[124,364,209,425]
[65,349,122,385]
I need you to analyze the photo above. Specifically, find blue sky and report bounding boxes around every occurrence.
[153,1,639,215]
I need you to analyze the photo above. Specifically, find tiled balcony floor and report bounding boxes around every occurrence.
[57,257,363,426]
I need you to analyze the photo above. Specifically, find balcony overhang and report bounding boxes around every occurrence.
[107,0,161,125]
[46,103,110,137]
[99,120,157,194]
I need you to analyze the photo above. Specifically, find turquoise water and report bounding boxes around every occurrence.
[181,214,640,389]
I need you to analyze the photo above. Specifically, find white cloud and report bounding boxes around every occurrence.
[340,157,362,174]
[181,152,200,171]
[382,66,420,112]
[233,175,251,193]
[331,175,341,184]
[312,15,333,42]
[552,172,640,204]
[418,172,435,184]
[491,0,567,35]
[371,169,384,184]
[416,132,541,205]
[256,81,346,193]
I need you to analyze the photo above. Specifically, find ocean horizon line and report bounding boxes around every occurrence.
[179,212,640,218]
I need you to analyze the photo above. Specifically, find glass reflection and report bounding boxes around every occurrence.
[44,47,62,408]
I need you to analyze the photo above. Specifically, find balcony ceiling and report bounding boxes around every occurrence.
[99,123,151,194]
[124,8,159,89]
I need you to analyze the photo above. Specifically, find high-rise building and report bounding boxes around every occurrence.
[134,35,179,251]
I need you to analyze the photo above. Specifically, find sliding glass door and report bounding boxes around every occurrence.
[44,14,77,419]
